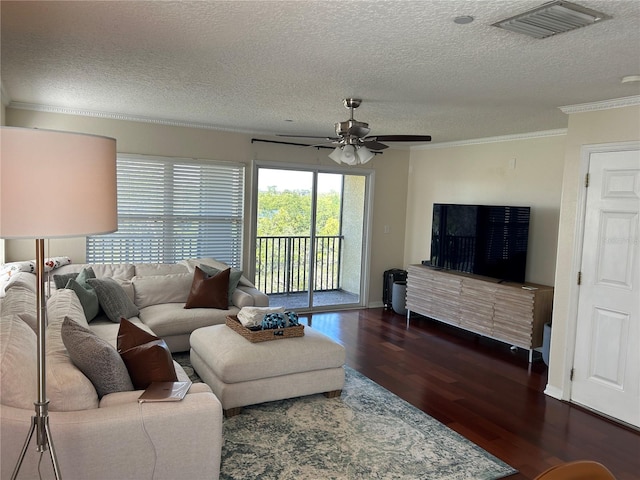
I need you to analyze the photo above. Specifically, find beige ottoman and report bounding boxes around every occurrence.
[190,324,346,416]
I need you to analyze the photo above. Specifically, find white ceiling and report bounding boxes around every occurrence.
[2,0,639,145]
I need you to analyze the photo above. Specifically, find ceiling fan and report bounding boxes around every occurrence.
[279,98,432,165]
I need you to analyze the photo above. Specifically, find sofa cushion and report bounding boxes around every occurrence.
[0,283,36,318]
[2,271,37,294]
[47,351,100,411]
[199,264,243,304]
[47,288,89,336]
[132,272,193,309]
[117,318,178,390]
[180,257,255,288]
[50,264,136,299]
[184,267,229,310]
[62,317,134,398]
[138,303,235,338]
[134,263,189,277]
[87,278,139,323]
[0,314,38,409]
[46,288,99,411]
[18,312,38,333]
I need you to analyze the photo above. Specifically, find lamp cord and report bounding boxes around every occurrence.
[138,402,158,480]
[37,451,44,480]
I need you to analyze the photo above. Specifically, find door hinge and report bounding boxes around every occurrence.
[577,271,582,285]
[570,368,575,381]
[585,173,590,187]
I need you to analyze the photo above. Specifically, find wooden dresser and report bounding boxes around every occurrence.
[406,264,553,361]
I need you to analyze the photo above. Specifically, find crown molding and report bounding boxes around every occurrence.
[6,101,259,134]
[413,129,567,150]
[7,101,578,147]
[559,95,640,114]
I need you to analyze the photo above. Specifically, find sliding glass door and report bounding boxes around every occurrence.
[253,164,370,311]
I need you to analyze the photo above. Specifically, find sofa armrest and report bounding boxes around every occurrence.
[233,286,269,307]
[1,390,222,480]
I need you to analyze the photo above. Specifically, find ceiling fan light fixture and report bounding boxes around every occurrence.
[357,146,375,164]
[329,146,344,164]
[341,144,357,165]
[328,144,374,165]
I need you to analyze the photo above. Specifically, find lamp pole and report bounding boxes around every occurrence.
[11,239,62,480]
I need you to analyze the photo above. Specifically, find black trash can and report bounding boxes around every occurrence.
[392,281,407,315]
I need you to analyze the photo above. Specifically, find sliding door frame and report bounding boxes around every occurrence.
[250,160,375,311]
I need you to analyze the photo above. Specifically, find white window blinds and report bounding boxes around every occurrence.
[87,154,244,266]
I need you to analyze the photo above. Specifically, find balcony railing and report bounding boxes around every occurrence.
[255,235,343,295]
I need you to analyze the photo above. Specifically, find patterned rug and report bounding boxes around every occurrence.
[173,354,517,480]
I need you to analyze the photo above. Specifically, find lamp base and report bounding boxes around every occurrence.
[11,406,61,480]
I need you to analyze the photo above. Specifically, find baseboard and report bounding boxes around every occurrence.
[544,384,563,400]
[368,301,384,308]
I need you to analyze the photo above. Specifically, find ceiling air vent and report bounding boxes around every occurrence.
[492,1,611,39]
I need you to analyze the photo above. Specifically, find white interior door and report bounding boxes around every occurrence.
[572,148,640,428]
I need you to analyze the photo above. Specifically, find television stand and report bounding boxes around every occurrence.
[405,264,553,363]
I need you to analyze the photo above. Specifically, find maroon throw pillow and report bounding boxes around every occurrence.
[117,318,177,390]
[184,266,230,309]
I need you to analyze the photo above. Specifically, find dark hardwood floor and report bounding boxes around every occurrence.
[301,308,640,480]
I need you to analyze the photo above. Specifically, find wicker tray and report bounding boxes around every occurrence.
[225,315,304,343]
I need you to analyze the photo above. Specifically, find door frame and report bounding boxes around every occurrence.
[249,160,375,311]
[559,141,640,402]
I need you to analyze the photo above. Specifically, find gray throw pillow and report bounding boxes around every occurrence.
[75,266,97,285]
[199,264,243,304]
[86,278,139,323]
[54,266,96,290]
[65,278,100,321]
[61,317,134,398]
[53,273,78,290]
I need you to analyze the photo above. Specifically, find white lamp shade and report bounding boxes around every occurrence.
[356,146,375,164]
[0,127,118,239]
[341,145,357,165]
[329,146,343,164]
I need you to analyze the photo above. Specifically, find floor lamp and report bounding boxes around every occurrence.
[0,127,117,479]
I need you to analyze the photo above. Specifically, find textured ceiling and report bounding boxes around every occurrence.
[1,0,639,144]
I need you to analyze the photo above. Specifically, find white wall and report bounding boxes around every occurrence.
[4,108,410,307]
[547,104,640,397]
[405,134,567,286]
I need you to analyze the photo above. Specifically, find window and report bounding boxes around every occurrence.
[87,154,244,266]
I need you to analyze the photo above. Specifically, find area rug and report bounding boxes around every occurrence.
[173,354,516,479]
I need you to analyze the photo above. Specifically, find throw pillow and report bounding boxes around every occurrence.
[61,317,134,398]
[87,277,139,323]
[184,266,230,309]
[65,278,100,321]
[198,263,243,304]
[75,266,97,285]
[117,318,178,390]
[53,272,78,290]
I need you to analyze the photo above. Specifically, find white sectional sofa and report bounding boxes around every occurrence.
[0,258,268,480]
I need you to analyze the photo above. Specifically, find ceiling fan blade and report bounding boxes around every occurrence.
[276,134,338,141]
[367,135,432,142]
[362,140,389,151]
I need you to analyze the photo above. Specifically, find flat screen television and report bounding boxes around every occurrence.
[430,203,530,283]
